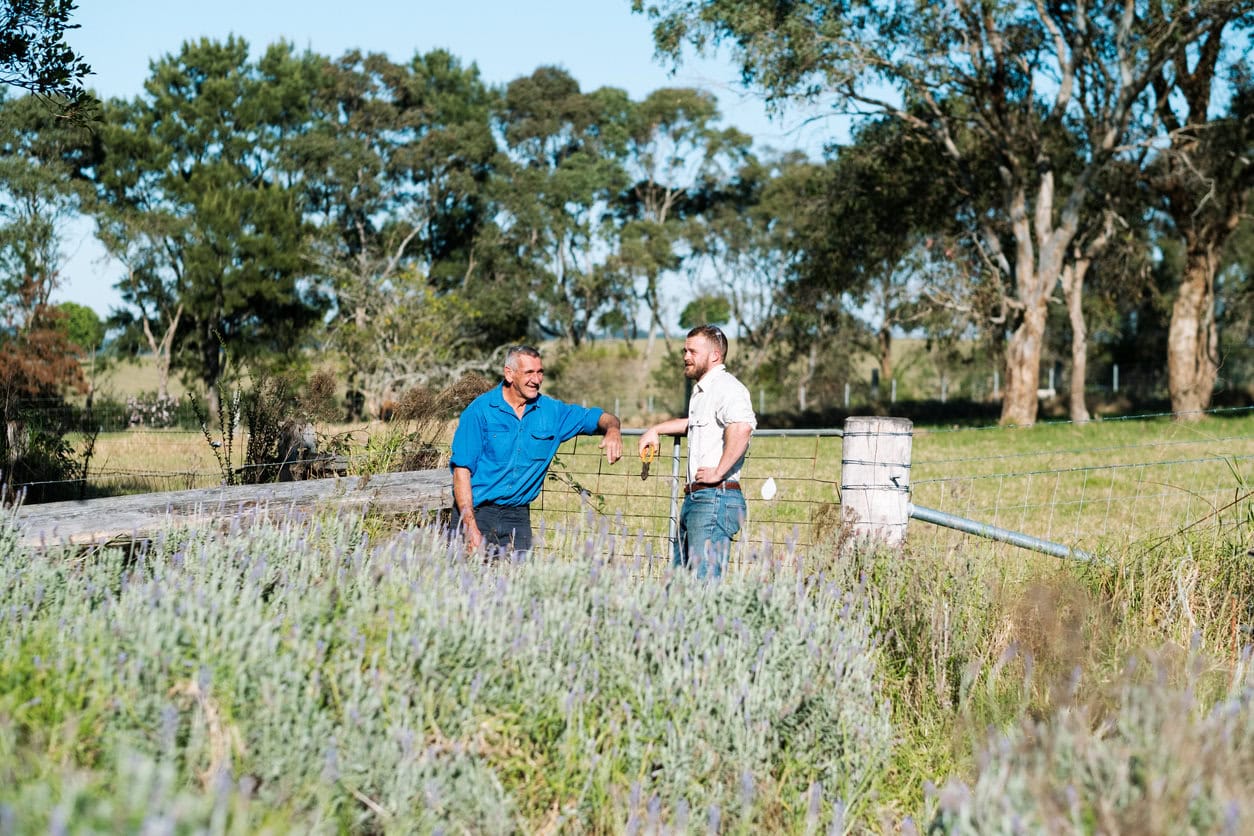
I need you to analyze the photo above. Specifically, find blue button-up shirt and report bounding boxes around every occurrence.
[449,384,603,507]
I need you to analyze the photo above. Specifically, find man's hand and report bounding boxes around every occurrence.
[451,465,483,552]
[693,466,726,484]
[463,520,484,553]
[600,426,623,464]
[638,428,660,458]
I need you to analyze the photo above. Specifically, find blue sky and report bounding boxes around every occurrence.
[54,0,840,316]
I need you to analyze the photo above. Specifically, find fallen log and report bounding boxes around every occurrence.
[11,469,453,548]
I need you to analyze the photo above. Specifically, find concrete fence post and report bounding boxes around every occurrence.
[840,416,912,553]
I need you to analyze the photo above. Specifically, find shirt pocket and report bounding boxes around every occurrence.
[688,415,713,433]
[528,432,557,460]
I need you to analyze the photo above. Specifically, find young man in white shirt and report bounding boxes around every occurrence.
[638,325,757,577]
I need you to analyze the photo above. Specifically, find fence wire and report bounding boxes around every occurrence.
[15,409,1254,563]
[532,415,1254,563]
[531,429,845,561]
[909,415,1254,560]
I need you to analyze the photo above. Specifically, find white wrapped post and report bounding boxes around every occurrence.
[840,416,912,552]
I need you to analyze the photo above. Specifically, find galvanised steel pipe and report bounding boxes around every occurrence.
[909,502,1094,563]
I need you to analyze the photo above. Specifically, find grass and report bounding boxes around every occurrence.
[0,518,892,832]
[4,476,1254,830]
[25,383,1254,830]
[63,411,1254,566]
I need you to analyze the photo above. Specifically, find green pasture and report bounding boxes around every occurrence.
[11,410,1254,830]
[70,411,1254,573]
[533,413,1254,564]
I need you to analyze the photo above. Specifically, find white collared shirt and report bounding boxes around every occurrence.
[687,364,757,483]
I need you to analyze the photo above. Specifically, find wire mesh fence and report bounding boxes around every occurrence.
[12,409,1254,564]
[532,411,1254,564]
[909,413,1254,561]
[530,429,844,561]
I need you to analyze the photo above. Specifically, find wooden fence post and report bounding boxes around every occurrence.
[840,416,912,553]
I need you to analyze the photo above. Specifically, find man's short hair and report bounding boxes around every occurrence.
[505,344,542,370]
[687,325,728,359]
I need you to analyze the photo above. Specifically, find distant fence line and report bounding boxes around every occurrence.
[9,408,1254,560]
[10,349,1254,434]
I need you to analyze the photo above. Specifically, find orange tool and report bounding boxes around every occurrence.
[640,443,656,481]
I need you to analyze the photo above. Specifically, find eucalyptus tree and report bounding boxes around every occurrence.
[497,66,632,348]
[292,49,506,412]
[0,89,93,496]
[637,0,1241,425]
[795,117,973,391]
[92,38,328,410]
[614,87,752,360]
[684,152,821,402]
[0,89,92,312]
[1214,201,1254,386]
[1146,14,1254,417]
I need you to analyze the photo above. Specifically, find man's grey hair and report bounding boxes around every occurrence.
[504,344,542,370]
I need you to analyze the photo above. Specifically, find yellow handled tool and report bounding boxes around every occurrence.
[640,443,656,481]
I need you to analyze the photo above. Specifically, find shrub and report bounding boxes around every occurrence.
[0,513,893,832]
[353,373,492,474]
[930,648,1254,832]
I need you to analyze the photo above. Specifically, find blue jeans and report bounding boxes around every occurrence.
[675,487,746,578]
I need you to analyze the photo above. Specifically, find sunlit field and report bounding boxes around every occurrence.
[534,412,1254,563]
[15,411,1250,830]
[72,411,1254,563]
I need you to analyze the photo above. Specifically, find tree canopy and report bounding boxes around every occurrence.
[636,0,1254,423]
[3,12,1252,426]
[0,0,91,107]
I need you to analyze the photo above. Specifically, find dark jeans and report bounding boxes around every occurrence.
[452,503,532,557]
[675,487,746,578]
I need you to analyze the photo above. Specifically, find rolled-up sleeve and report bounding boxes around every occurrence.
[556,403,603,442]
[718,384,757,428]
[449,405,484,471]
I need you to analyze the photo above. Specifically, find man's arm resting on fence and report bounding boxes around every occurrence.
[694,422,753,485]
[638,417,689,457]
[451,466,483,551]
[595,412,623,463]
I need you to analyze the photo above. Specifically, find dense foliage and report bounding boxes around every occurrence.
[0,516,892,831]
[1,4,1251,432]
[4,496,1254,829]
[0,0,90,105]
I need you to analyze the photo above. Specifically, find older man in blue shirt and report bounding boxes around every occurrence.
[450,345,623,556]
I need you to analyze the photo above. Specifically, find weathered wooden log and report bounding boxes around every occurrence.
[12,469,453,548]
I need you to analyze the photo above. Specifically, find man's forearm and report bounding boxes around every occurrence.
[452,467,477,523]
[714,423,753,480]
[651,417,689,437]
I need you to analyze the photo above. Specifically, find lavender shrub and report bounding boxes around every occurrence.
[0,511,891,832]
[930,647,1254,833]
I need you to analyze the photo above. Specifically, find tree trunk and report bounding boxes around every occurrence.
[1167,246,1218,420]
[1000,301,1047,426]
[993,173,1075,427]
[878,324,893,387]
[1060,261,1091,423]
[797,342,817,412]
[150,308,181,402]
[640,321,658,414]
[201,324,223,420]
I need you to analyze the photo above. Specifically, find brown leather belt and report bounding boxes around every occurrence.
[683,480,741,495]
